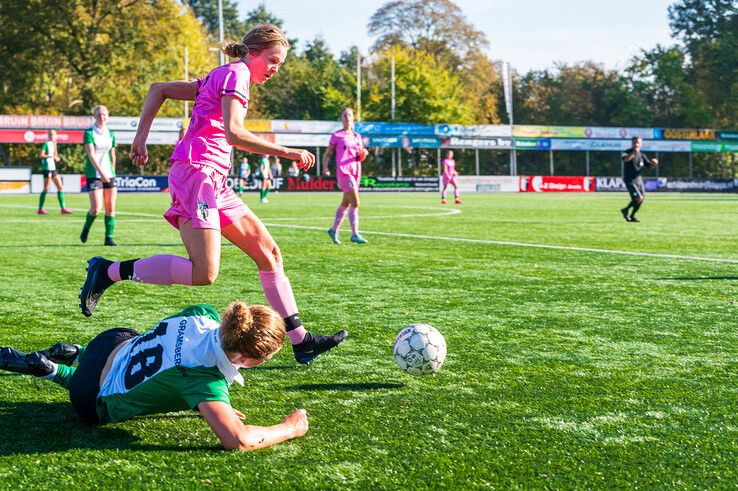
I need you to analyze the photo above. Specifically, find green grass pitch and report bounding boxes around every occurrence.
[0,191,736,488]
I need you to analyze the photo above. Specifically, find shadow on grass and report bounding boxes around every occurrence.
[285,383,404,391]
[0,401,219,455]
[657,276,738,281]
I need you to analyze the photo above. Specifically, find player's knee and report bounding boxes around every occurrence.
[193,268,219,286]
[191,261,219,286]
[255,244,282,271]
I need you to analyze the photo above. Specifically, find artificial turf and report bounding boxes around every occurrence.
[0,190,736,488]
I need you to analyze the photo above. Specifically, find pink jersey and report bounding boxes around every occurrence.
[329,129,364,177]
[170,61,251,176]
[442,158,457,178]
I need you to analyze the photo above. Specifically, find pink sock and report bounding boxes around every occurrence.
[332,205,348,232]
[454,189,460,198]
[441,190,447,199]
[259,269,306,344]
[109,255,193,285]
[348,207,359,235]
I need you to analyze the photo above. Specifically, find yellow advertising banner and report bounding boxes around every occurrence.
[245,120,273,132]
[0,181,30,193]
[663,129,715,140]
[513,125,586,138]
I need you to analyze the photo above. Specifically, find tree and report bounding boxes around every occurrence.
[667,0,738,126]
[514,63,650,126]
[367,0,489,69]
[187,0,245,41]
[627,46,712,127]
[0,0,213,173]
[364,46,471,124]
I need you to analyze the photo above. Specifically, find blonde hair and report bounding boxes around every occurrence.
[221,23,290,59]
[93,105,108,117]
[219,302,285,359]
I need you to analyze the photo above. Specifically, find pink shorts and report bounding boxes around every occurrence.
[164,161,249,231]
[337,173,360,193]
[442,175,458,187]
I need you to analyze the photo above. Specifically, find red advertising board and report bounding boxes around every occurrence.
[0,129,84,144]
[286,176,337,191]
[520,176,595,192]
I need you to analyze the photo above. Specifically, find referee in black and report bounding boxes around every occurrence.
[620,136,658,222]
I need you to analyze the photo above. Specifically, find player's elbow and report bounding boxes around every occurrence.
[149,82,165,99]
[232,427,268,451]
[224,127,245,146]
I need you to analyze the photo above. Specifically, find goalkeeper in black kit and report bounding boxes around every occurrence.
[620,136,658,222]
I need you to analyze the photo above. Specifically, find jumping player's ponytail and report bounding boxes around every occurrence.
[220,302,285,359]
[220,23,290,59]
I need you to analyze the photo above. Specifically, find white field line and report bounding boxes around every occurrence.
[1,204,736,264]
[262,223,738,265]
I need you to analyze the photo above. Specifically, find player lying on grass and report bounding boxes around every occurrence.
[0,302,308,451]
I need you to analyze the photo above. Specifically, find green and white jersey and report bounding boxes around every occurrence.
[83,126,116,179]
[97,304,244,424]
[40,141,56,171]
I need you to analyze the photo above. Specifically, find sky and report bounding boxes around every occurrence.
[235,0,676,73]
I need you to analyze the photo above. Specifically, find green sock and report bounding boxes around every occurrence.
[84,213,97,229]
[57,191,66,208]
[38,191,47,210]
[51,364,75,390]
[104,215,115,238]
[76,345,86,365]
[260,189,265,199]
[264,188,269,198]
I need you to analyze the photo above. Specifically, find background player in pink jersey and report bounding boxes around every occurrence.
[323,108,369,245]
[79,24,346,365]
[441,150,462,205]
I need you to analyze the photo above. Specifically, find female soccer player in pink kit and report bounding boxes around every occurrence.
[441,150,461,204]
[79,24,346,364]
[323,108,369,245]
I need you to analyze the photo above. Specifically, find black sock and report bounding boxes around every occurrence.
[119,259,139,281]
[631,202,642,216]
[284,313,303,332]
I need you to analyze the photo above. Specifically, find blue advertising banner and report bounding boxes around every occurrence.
[434,124,511,138]
[114,175,169,192]
[362,136,440,148]
[355,122,435,136]
[363,136,402,147]
[595,177,735,192]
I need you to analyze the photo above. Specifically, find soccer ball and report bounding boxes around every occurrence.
[393,324,447,375]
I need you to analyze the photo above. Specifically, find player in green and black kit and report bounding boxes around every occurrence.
[620,136,658,223]
[0,302,309,451]
[81,105,118,246]
[38,129,72,215]
[238,156,250,195]
[258,155,273,203]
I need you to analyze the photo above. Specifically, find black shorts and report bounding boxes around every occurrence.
[42,170,58,178]
[625,178,644,200]
[86,178,117,192]
[69,328,139,425]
